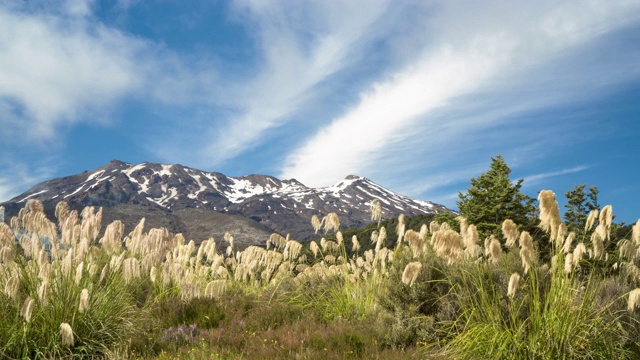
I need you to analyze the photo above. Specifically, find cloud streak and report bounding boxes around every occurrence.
[195,0,391,166]
[523,166,591,186]
[280,1,640,191]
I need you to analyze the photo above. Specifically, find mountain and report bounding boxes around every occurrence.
[1,160,450,247]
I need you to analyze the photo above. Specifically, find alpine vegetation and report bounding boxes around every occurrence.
[1,175,640,359]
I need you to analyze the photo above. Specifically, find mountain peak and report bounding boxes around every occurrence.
[3,160,451,243]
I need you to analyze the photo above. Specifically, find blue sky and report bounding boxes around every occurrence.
[1,1,640,224]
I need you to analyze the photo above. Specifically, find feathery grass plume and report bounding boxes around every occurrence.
[351,235,360,252]
[38,279,49,305]
[0,222,15,248]
[370,230,378,244]
[564,253,574,274]
[507,273,521,297]
[484,236,492,256]
[21,296,35,322]
[457,216,469,239]
[310,241,319,258]
[631,219,640,245]
[405,230,423,258]
[599,205,613,241]
[375,227,386,253]
[431,229,464,264]
[585,209,598,232]
[419,223,428,239]
[283,240,303,261]
[5,274,19,299]
[205,280,227,299]
[573,242,587,266]
[149,266,158,283]
[464,224,479,249]
[55,201,71,223]
[563,232,575,254]
[324,255,336,265]
[0,245,15,264]
[336,231,344,246]
[60,322,74,346]
[110,251,126,273]
[538,190,563,246]
[320,237,328,252]
[629,288,640,311]
[268,233,287,250]
[364,250,374,264]
[591,232,604,259]
[323,212,340,233]
[370,199,382,226]
[223,231,234,250]
[618,239,635,261]
[487,236,502,264]
[502,219,519,248]
[519,231,535,274]
[79,288,89,313]
[401,261,422,286]
[396,214,406,241]
[557,223,567,247]
[123,258,141,283]
[311,215,322,234]
[99,220,124,255]
[75,261,84,286]
[430,221,440,234]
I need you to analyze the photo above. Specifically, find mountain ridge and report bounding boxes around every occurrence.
[2,160,451,246]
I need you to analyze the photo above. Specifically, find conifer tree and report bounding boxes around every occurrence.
[564,184,599,237]
[457,155,536,239]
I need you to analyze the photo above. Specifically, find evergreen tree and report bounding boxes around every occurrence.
[457,155,536,239]
[564,184,599,237]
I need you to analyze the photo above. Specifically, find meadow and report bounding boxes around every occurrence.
[1,191,639,359]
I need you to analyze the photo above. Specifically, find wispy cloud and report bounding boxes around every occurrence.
[185,0,392,167]
[280,1,640,191]
[0,6,143,140]
[0,158,56,202]
[523,165,590,186]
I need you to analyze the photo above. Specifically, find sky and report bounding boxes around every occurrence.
[1,0,640,224]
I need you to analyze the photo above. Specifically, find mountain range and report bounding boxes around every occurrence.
[1,160,450,247]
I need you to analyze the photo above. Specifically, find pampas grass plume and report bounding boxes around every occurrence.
[402,261,422,286]
[60,323,74,346]
[79,288,89,313]
[628,288,640,311]
[370,199,382,224]
[585,209,598,232]
[488,237,502,263]
[538,190,562,245]
[351,235,360,252]
[507,273,521,297]
[502,219,518,248]
[564,253,574,274]
[21,296,35,322]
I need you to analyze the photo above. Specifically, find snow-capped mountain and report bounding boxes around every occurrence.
[2,160,450,245]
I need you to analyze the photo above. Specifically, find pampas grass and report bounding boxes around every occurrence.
[538,190,562,246]
[401,261,422,286]
[507,273,521,297]
[60,323,74,346]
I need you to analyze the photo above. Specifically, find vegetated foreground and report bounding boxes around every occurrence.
[1,193,640,359]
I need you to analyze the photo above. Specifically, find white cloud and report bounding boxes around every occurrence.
[198,0,391,165]
[523,166,590,186]
[280,1,640,188]
[0,6,144,139]
[0,159,55,202]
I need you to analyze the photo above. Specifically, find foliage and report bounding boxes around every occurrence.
[457,155,537,239]
[564,184,600,237]
[1,189,640,359]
